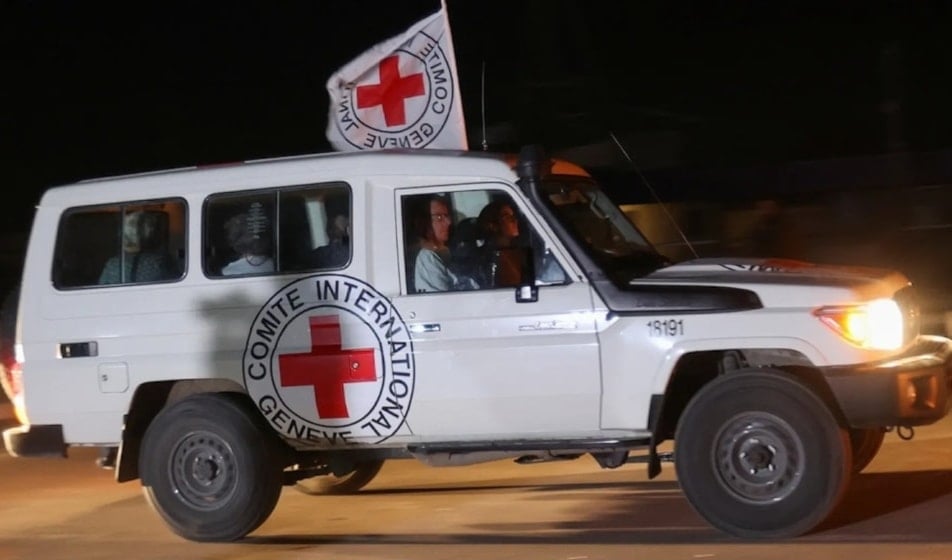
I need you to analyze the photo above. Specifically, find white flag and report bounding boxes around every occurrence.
[325,7,468,151]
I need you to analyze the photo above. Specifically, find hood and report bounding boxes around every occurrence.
[637,257,911,306]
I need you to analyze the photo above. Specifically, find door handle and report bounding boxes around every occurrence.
[409,323,441,334]
[59,341,98,358]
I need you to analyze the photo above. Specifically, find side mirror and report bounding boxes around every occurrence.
[514,247,537,303]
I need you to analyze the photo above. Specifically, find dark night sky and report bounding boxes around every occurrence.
[3,1,952,233]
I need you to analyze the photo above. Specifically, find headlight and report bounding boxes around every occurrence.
[814,298,903,350]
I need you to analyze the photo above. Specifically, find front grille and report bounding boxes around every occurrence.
[894,285,920,344]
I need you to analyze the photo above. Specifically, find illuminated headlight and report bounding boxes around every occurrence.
[814,298,903,350]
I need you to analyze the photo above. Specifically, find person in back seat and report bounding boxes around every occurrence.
[221,203,275,276]
[308,214,350,269]
[98,211,178,285]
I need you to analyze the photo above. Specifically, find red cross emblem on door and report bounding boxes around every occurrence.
[356,55,425,127]
[278,315,376,419]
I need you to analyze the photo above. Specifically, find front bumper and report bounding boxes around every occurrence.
[3,424,66,458]
[824,335,952,428]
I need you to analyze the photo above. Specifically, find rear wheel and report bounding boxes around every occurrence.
[675,369,852,539]
[295,460,385,495]
[140,393,284,542]
[849,428,886,473]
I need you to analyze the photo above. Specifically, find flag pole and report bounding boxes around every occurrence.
[439,0,469,151]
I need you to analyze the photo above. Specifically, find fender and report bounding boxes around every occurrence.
[650,335,827,395]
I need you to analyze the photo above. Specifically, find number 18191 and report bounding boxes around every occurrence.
[647,319,684,337]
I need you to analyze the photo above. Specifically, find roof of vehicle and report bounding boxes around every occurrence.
[38,150,500,206]
[38,149,592,207]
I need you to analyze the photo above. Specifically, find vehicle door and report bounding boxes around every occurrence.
[37,199,189,442]
[391,183,602,440]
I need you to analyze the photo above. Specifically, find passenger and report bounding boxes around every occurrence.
[221,204,275,275]
[413,196,476,292]
[99,211,177,284]
[477,201,523,287]
[309,214,350,268]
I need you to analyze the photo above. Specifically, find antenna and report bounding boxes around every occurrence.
[480,60,488,151]
[609,132,698,259]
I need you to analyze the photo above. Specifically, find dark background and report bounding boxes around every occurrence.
[3,0,952,282]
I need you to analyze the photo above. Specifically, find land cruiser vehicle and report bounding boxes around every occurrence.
[4,146,951,541]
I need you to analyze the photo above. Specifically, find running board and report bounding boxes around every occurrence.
[406,437,652,456]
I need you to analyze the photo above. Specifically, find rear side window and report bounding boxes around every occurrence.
[203,182,351,277]
[53,199,188,289]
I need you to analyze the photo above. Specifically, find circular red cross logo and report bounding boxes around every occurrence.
[243,274,415,445]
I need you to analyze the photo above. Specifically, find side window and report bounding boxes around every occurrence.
[53,199,187,289]
[401,188,567,294]
[204,182,351,277]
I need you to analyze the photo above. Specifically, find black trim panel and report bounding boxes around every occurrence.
[604,281,763,315]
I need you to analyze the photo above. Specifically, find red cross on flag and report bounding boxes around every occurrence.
[325,3,468,152]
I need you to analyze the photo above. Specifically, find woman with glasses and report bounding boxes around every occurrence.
[413,196,464,292]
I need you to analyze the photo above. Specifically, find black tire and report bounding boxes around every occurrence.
[675,370,852,539]
[294,460,385,495]
[139,393,283,542]
[849,428,886,473]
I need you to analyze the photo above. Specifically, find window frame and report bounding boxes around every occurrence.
[397,183,570,296]
[51,197,189,291]
[202,181,353,279]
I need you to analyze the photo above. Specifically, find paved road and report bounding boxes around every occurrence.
[3,405,952,560]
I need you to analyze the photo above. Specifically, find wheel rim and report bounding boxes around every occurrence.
[169,430,237,511]
[712,412,805,504]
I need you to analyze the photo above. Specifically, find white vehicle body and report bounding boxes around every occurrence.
[4,147,951,541]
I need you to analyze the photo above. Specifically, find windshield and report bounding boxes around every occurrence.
[541,176,669,278]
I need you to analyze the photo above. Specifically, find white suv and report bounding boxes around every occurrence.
[4,146,950,541]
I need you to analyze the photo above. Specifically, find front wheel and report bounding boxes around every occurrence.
[140,393,284,542]
[675,370,852,539]
[295,460,385,495]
